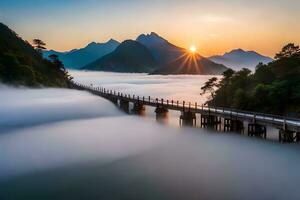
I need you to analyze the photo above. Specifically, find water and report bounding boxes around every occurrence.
[1,73,300,200]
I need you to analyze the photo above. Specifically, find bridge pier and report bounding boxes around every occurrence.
[200,114,221,129]
[279,129,294,143]
[180,111,196,126]
[224,118,244,133]
[278,130,300,143]
[132,102,145,114]
[120,99,129,113]
[155,106,168,116]
[248,124,266,139]
[155,105,168,123]
[109,97,118,105]
[296,132,300,142]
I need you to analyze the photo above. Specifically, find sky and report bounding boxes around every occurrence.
[1,0,299,57]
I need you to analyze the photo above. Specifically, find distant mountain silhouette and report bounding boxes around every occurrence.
[83,40,157,73]
[209,49,273,70]
[137,32,227,75]
[44,39,119,69]
[136,32,183,64]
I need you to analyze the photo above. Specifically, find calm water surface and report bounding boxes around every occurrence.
[1,72,300,200]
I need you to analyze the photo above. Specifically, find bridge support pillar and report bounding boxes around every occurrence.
[180,111,196,126]
[132,102,145,114]
[248,124,266,139]
[224,118,244,133]
[296,132,300,142]
[279,129,296,143]
[155,105,168,123]
[155,106,168,116]
[120,99,129,113]
[109,97,118,105]
[200,114,221,129]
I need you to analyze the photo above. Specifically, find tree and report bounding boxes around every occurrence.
[232,88,247,109]
[275,43,300,59]
[33,39,46,54]
[219,68,235,87]
[222,68,235,79]
[48,54,59,62]
[49,54,64,69]
[48,54,73,81]
[200,77,218,99]
[255,62,275,84]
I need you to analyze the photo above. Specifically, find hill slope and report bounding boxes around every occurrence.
[0,23,68,87]
[209,49,273,70]
[83,40,157,73]
[44,39,119,69]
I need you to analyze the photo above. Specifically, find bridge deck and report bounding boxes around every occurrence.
[72,82,300,132]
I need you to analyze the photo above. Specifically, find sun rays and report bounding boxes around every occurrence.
[169,48,203,74]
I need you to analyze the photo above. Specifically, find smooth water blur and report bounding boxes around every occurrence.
[1,73,300,200]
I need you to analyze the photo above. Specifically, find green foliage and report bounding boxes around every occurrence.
[275,43,300,60]
[200,77,218,98]
[0,23,70,87]
[204,43,300,117]
[33,39,46,55]
[232,88,247,109]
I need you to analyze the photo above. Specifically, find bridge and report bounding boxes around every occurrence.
[70,82,300,143]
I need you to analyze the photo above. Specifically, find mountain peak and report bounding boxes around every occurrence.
[86,42,98,48]
[150,32,159,37]
[209,48,273,70]
[229,48,246,54]
[136,32,167,44]
[107,38,119,44]
[85,39,119,48]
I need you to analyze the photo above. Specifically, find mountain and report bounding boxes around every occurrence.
[83,40,157,73]
[137,32,227,75]
[43,39,119,69]
[136,32,183,64]
[209,49,273,70]
[151,53,228,75]
[0,23,68,87]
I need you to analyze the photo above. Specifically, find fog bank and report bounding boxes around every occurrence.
[0,85,123,130]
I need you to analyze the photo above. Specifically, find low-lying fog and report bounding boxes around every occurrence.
[1,72,300,200]
[71,70,215,103]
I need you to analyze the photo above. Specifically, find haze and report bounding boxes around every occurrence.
[1,0,299,57]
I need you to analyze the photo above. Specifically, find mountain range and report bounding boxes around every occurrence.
[43,39,119,69]
[209,49,273,70]
[44,32,273,74]
[83,32,227,74]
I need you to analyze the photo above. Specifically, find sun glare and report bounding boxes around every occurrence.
[189,45,197,53]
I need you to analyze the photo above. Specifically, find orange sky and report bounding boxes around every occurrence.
[2,0,300,57]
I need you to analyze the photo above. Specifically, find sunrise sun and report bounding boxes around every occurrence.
[189,45,197,53]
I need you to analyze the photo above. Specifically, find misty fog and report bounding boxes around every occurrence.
[1,73,300,200]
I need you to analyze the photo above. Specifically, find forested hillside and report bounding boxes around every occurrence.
[0,23,69,87]
[202,43,300,117]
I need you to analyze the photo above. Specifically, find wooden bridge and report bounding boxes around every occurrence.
[71,82,300,143]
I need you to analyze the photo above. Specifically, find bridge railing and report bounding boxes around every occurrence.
[70,82,300,127]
